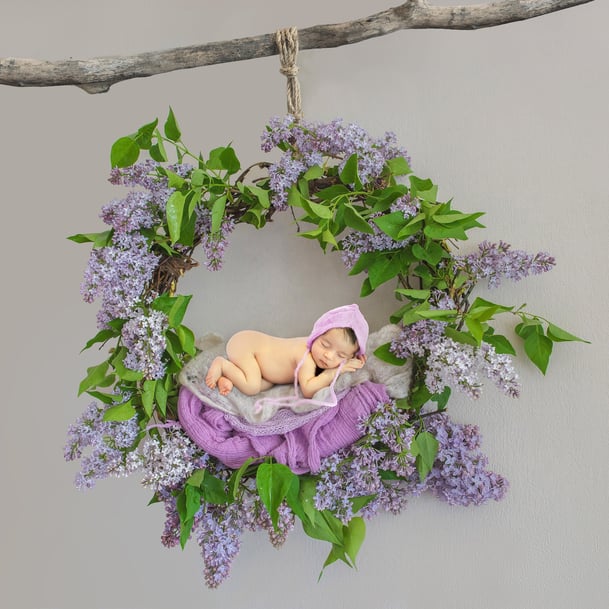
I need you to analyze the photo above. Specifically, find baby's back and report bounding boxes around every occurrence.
[229,330,307,385]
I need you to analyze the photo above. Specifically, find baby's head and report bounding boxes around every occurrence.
[310,327,359,370]
[307,304,369,368]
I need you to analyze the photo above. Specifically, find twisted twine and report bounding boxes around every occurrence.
[276,27,302,121]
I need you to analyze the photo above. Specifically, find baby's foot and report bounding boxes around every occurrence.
[217,377,233,396]
[205,357,224,389]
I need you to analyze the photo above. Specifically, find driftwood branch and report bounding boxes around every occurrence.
[0,0,594,94]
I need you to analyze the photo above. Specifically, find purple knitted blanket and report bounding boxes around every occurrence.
[178,381,390,474]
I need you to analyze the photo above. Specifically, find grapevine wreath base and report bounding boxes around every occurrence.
[66,111,586,587]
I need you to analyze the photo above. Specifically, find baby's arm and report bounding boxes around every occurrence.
[298,354,366,398]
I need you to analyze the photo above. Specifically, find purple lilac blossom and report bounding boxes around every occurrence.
[64,401,141,489]
[315,403,417,523]
[424,337,521,400]
[140,429,209,491]
[315,402,507,521]
[261,116,410,210]
[422,413,509,505]
[195,208,236,271]
[81,231,160,328]
[452,240,555,289]
[196,503,244,588]
[101,190,162,234]
[242,498,295,548]
[121,309,169,379]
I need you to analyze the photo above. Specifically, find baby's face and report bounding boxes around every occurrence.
[311,328,358,370]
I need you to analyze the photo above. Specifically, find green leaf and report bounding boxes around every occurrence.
[133,118,159,149]
[211,195,227,234]
[111,347,143,382]
[141,379,156,418]
[515,320,542,339]
[303,165,323,180]
[315,184,351,201]
[431,386,451,410]
[155,381,168,417]
[207,146,240,174]
[343,204,374,234]
[483,334,516,355]
[444,327,479,347]
[367,254,403,290]
[373,343,407,366]
[464,316,485,344]
[81,328,118,352]
[304,199,333,220]
[411,431,439,482]
[412,241,445,266]
[201,471,231,504]
[339,153,360,186]
[166,191,185,243]
[547,323,590,344]
[227,457,259,499]
[416,309,457,320]
[372,211,406,240]
[524,330,553,375]
[110,137,140,168]
[102,400,136,422]
[256,462,297,529]
[78,360,110,395]
[67,230,113,248]
[164,107,181,141]
[149,140,168,162]
[343,517,365,567]
[177,325,196,356]
[395,288,431,301]
[385,156,411,176]
[152,293,192,328]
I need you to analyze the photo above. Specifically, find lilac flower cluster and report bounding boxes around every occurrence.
[392,327,521,400]
[195,208,236,271]
[81,232,161,328]
[121,309,169,379]
[341,195,420,269]
[101,190,161,235]
[196,503,243,588]
[315,402,507,523]
[315,403,418,523]
[261,116,410,209]
[452,240,556,289]
[64,401,141,489]
[140,429,208,491]
[422,413,509,506]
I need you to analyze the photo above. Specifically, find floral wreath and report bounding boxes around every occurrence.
[65,110,587,588]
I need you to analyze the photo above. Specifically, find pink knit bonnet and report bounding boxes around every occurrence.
[306,303,369,356]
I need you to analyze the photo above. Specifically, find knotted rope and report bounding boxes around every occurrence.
[276,27,303,121]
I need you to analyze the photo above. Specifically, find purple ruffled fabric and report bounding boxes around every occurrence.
[178,381,389,474]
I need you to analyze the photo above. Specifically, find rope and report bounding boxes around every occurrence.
[276,27,303,121]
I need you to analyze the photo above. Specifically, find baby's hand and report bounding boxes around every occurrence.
[340,355,366,374]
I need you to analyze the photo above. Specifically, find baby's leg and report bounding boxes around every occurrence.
[206,332,272,396]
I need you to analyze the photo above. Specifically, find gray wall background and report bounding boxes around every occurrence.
[1,1,607,608]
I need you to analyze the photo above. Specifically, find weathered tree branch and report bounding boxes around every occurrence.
[0,0,594,94]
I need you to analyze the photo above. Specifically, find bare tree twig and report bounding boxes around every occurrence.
[0,0,594,94]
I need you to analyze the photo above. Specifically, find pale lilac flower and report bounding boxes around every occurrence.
[140,429,208,491]
[197,503,244,588]
[453,240,555,289]
[195,208,236,271]
[422,413,509,505]
[64,401,141,489]
[81,232,160,328]
[262,116,410,209]
[121,309,169,379]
